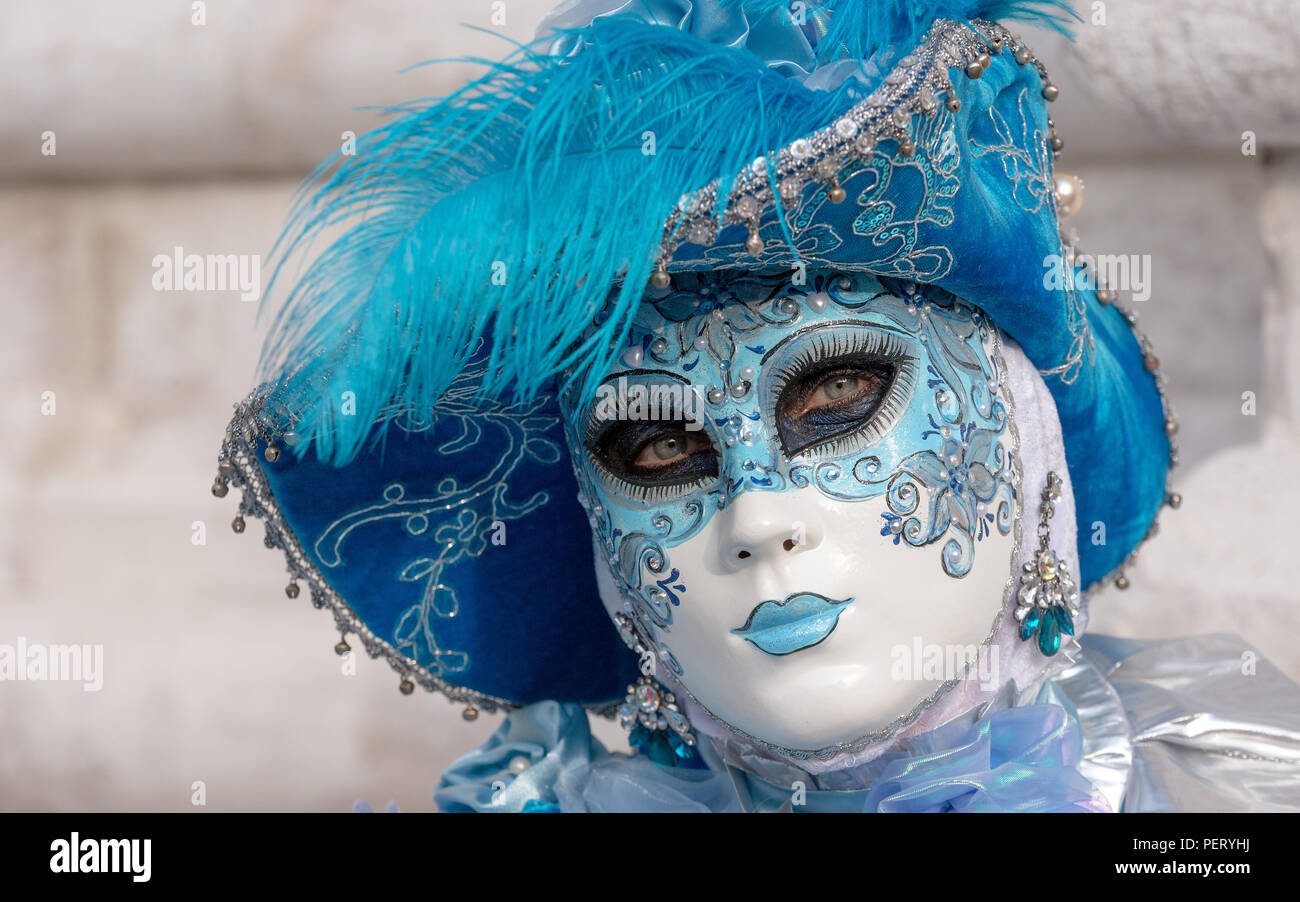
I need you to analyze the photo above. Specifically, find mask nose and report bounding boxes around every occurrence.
[714,490,825,572]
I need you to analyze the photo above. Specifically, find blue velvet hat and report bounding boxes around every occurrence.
[216,0,1175,715]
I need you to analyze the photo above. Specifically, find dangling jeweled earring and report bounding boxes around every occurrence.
[1014,471,1080,656]
[613,612,699,767]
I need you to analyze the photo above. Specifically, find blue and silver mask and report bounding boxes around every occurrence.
[560,270,1022,754]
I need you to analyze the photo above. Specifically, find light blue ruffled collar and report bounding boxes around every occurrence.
[434,671,1116,812]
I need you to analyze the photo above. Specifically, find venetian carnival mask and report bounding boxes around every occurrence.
[560,269,1022,753]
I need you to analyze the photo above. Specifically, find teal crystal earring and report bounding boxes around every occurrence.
[613,612,701,768]
[1014,472,1080,656]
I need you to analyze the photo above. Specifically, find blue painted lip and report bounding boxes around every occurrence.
[731,592,855,656]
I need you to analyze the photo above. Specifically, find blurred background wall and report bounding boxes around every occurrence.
[1,0,1297,811]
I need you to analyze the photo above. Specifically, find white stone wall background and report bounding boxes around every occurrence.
[1,0,558,180]
[0,2,1296,811]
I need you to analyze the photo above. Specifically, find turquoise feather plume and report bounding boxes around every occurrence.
[256,1,1077,466]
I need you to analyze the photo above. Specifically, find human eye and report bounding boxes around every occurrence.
[588,418,719,500]
[767,326,917,457]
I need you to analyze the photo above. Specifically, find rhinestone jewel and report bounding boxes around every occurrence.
[635,681,661,714]
[1036,550,1059,581]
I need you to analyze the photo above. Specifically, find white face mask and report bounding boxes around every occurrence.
[562,271,1022,755]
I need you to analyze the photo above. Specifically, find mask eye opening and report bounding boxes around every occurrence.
[761,323,919,462]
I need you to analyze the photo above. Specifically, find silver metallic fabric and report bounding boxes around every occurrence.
[1075,633,1300,812]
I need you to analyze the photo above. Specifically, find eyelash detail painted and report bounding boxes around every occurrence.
[587,420,721,503]
[766,327,918,460]
[597,469,718,504]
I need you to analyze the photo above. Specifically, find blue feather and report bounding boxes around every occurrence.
[256,2,1076,466]
[257,18,857,464]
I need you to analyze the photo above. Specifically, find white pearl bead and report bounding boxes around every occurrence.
[508,756,531,774]
[1054,173,1085,218]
